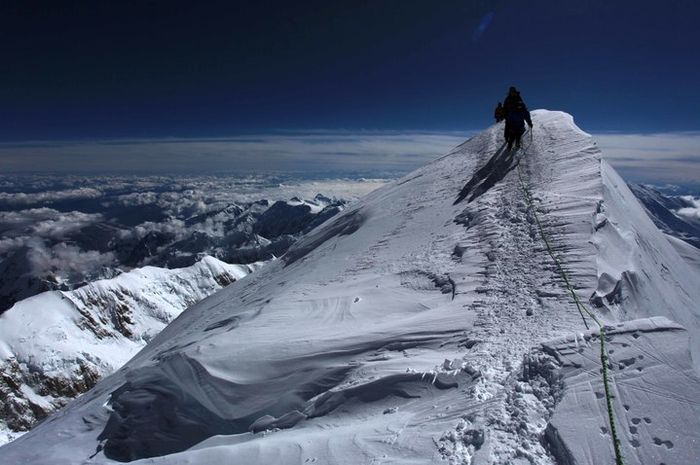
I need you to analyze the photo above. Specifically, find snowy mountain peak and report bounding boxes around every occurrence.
[0,255,264,443]
[1,110,698,465]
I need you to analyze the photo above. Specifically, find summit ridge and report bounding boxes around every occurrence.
[1,111,698,465]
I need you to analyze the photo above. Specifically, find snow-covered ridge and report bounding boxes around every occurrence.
[0,255,265,444]
[1,110,698,465]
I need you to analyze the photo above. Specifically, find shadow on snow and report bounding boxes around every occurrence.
[454,142,520,205]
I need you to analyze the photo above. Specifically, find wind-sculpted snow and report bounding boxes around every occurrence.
[0,256,263,443]
[1,111,699,465]
[97,352,351,461]
[594,163,700,367]
[282,208,367,266]
[531,317,700,465]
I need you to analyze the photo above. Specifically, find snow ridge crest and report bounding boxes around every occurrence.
[1,110,699,465]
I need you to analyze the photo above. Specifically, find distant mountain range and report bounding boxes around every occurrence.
[0,194,346,313]
[2,111,698,465]
[0,192,350,443]
[628,183,700,249]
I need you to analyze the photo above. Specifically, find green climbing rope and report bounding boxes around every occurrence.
[514,139,625,465]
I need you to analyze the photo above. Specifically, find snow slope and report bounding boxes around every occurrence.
[666,234,700,274]
[0,256,264,444]
[531,317,699,465]
[629,183,700,249]
[626,183,700,273]
[1,111,698,465]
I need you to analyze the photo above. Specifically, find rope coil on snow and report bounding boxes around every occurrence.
[514,130,625,465]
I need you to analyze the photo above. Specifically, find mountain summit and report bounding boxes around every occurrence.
[2,111,699,465]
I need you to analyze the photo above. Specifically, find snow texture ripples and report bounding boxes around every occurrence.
[1,111,699,465]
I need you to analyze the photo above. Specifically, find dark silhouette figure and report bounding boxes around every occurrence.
[494,102,504,122]
[502,86,526,114]
[504,101,533,151]
[500,87,532,150]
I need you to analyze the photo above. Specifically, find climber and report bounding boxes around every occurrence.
[494,102,505,122]
[504,101,533,151]
[502,86,526,114]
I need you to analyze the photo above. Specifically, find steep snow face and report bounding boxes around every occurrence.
[2,111,699,465]
[629,183,700,249]
[595,164,700,363]
[666,234,700,273]
[0,256,264,443]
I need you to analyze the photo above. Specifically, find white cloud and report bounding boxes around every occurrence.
[0,188,103,206]
[0,173,391,303]
[0,208,114,283]
[676,196,700,220]
[594,132,700,183]
[2,130,697,184]
[0,208,104,240]
[115,191,160,206]
[118,219,188,242]
[0,236,28,255]
[26,242,115,278]
[0,132,469,174]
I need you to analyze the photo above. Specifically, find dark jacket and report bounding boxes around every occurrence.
[503,92,526,114]
[505,107,532,134]
[494,104,505,122]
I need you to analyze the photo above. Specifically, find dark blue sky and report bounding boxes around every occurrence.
[2,0,699,141]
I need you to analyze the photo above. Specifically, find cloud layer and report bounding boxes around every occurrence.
[595,132,700,184]
[0,132,468,174]
[0,130,697,184]
[0,174,390,312]
[676,196,700,221]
